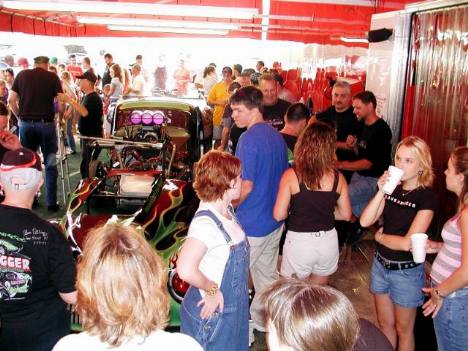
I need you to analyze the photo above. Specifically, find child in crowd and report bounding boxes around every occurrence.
[423,146,468,351]
[360,136,437,351]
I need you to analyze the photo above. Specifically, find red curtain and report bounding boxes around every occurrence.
[402,4,468,231]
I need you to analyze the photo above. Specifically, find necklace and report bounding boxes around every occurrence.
[401,187,418,197]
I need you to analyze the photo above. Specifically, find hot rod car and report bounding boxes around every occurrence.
[61,95,213,329]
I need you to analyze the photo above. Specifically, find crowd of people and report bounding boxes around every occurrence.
[0,53,466,351]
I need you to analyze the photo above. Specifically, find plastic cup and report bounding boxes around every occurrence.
[383,166,404,195]
[411,233,428,263]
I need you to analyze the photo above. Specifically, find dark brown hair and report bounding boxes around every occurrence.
[193,150,241,202]
[353,90,377,109]
[110,63,123,83]
[451,147,468,207]
[203,65,215,78]
[294,122,336,190]
[229,86,264,114]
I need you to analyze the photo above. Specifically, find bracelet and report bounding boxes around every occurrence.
[435,289,445,299]
[205,284,219,296]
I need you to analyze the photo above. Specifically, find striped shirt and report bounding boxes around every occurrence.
[431,214,464,284]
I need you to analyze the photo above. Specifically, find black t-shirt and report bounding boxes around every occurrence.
[263,99,291,130]
[357,118,392,178]
[378,185,437,261]
[0,204,76,323]
[317,106,362,162]
[78,92,103,137]
[280,132,297,152]
[229,124,246,155]
[317,106,362,142]
[12,68,63,121]
[354,319,393,351]
[102,65,112,87]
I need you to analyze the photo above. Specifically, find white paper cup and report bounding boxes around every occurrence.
[383,166,404,195]
[411,233,428,263]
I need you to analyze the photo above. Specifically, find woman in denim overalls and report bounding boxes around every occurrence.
[177,151,250,351]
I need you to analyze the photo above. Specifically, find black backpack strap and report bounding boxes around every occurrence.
[193,210,233,244]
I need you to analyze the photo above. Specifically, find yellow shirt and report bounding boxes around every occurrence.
[208,81,229,126]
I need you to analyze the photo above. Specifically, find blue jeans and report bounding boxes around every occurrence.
[66,117,76,152]
[349,172,378,217]
[19,120,58,206]
[433,287,468,351]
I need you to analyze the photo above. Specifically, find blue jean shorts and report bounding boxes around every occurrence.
[370,257,425,308]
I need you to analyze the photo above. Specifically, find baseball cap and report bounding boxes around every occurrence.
[0,148,42,191]
[17,57,29,67]
[76,70,97,84]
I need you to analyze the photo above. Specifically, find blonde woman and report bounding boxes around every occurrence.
[263,278,359,351]
[53,223,202,350]
[60,71,78,154]
[360,136,437,351]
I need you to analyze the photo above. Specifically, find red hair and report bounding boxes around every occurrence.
[193,150,241,201]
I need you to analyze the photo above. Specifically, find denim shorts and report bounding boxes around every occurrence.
[370,257,425,308]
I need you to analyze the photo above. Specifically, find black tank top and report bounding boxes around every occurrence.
[288,170,340,232]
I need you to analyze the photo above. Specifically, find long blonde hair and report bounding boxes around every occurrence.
[76,223,169,347]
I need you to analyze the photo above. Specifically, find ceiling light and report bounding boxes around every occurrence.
[77,16,239,30]
[108,25,228,36]
[340,37,369,43]
[2,1,258,20]
[276,0,374,7]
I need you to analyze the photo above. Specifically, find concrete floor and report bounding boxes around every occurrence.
[331,238,378,325]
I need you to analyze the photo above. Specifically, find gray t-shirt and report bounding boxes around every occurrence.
[110,77,123,98]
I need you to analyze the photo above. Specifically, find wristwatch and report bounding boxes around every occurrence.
[205,284,219,296]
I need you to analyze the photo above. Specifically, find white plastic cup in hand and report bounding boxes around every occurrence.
[383,166,405,195]
[411,233,428,263]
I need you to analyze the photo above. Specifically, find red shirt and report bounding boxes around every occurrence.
[66,64,83,80]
